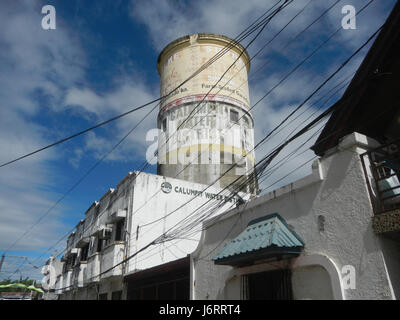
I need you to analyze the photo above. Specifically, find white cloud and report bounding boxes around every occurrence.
[64,78,159,164]
[130,0,395,193]
[0,1,86,278]
[0,1,160,280]
[0,0,395,280]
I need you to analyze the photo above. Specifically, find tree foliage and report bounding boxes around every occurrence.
[0,277,37,292]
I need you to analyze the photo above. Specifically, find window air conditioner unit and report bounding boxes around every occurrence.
[99,227,112,239]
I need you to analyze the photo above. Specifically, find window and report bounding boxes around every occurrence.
[126,258,190,300]
[63,255,76,271]
[71,256,76,268]
[162,118,167,132]
[111,291,123,300]
[98,293,108,300]
[244,269,292,300]
[80,245,89,261]
[89,236,95,255]
[115,219,125,242]
[127,277,189,300]
[230,109,239,123]
[96,238,103,253]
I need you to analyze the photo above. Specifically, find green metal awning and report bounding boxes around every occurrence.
[213,213,305,266]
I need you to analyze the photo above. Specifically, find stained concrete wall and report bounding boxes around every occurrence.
[57,278,124,300]
[126,172,247,274]
[292,265,334,300]
[192,132,397,300]
[50,169,247,299]
[158,101,256,194]
[157,34,257,194]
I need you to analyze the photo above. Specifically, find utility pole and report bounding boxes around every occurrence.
[0,254,5,272]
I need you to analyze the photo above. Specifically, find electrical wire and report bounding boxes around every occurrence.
[1,0,289,278]
[0,0,284,169]
[110,1,362,235]
[4,0,344,265]
[4,0,379,284]
[1,0,373,261]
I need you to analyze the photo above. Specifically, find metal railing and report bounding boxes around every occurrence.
[361,138,400,214]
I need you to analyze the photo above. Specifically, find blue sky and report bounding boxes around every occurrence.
[0,0,396,280]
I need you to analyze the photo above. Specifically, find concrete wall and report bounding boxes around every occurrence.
[126,172,247,274]
[97,277,124,299]
[158,101,256,193]
[192,133,397,300]
[100,242,125,278]
[86,253,101,284]
[292,265,333,300]
[57,278,124,300]
[50,170,246,299]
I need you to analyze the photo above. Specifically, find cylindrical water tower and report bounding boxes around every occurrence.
[157,33,257,195]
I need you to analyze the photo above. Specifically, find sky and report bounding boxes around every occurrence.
[0,0,396,280]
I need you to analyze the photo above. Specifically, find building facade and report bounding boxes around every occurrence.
[191,132,400,300]
[191,3,400,300]
[44,172,245,300]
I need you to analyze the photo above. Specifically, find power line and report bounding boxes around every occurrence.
[53,89,397,292]
[134,0,295,178]
[62,0,290,255]
[6,0,380,284]
[172,97,397,245]
[123,71,398,267]
[141,26,387,245]
[2,1,290,274]
[153,0,375,191]
[0,0,284,170]
[253,75,353,180]
[123,24,386,263]
[120,0,350,230]
[136,18,383,231]
[3,0,336,263]
[7,0,372,278]
[49,35,331,291]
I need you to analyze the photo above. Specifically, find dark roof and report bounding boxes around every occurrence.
[311,1,400,156]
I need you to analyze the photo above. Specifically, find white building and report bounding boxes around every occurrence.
[191,132,400,300]
[44,172,245,300]
[191,4,400,299]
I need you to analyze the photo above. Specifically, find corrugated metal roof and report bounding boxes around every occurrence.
[213,213,304,265]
